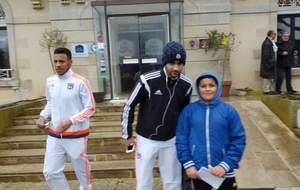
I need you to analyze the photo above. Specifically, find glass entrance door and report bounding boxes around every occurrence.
[278,14,300,67]
[108,14,169,98]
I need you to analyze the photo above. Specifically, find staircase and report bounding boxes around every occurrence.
[0,99,292,189]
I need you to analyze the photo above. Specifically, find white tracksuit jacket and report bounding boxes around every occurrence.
[40,69,95,138]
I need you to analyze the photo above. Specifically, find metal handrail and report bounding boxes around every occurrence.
[0,69,12,80]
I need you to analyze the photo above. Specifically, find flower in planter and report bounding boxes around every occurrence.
[204,30,240,81]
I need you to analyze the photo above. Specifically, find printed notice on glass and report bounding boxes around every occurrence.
[197,167,225,189]
[142,58,157,64]
[123,59,139,64]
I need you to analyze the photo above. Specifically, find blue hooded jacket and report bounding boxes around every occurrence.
[176,71,246,178]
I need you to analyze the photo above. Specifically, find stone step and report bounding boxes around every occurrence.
[0,160,147,183]
[15,112,124,120]
[0,160,274,190]
[5,125,121,136]
[0,178,273,190]
[23,104,125,116]
[0,132,122,150]
[0,178,163,190]
[13,112,127,125]
[6,122,127,136]
[0,146,133,165]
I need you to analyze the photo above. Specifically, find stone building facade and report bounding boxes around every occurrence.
[0,0,299,102]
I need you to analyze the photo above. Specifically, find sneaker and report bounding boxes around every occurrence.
[287,90,297,94]
[273,91,281,95]
[268,91,279,95]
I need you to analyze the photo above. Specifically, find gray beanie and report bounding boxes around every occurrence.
[162,41,186,66]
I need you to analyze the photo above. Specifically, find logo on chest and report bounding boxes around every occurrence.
[154,89,163,95]
[67,83,74,90]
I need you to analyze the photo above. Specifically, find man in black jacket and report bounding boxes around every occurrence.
[276,32,297,94]
[260,30,277,95]
[122,41,192,190]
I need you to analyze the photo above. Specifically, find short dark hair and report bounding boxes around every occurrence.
[54,47,72,59]
[198,75,218,86]
[267,30,274,37]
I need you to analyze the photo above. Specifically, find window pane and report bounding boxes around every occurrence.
[0,28,9,69]
[278,17,291,38]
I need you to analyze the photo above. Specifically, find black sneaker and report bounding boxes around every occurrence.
[273,91,281,95]
[287,90,297,94]
[268,91,279,95]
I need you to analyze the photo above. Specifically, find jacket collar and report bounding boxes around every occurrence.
[58,69,73,80]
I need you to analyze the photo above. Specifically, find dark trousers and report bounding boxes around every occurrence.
[193,177,238,190]
[182,167,193,190]
[275,67,293,92]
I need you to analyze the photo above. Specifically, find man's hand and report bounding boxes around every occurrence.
[186,166,199,179]
[56,119,72,133]
[36,116,47,129]
[122,137,135,149]
[210,165,225,177]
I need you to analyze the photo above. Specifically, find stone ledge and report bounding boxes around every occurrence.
[0,98,45,137]
[261,95,300,134]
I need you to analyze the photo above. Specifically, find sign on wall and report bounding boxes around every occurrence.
[71,43,88,57]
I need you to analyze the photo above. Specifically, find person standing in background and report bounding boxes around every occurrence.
[260,30,277,95]
[276,32,297,94]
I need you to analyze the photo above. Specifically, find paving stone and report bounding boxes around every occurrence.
[255,152,289,171]
[267,170,300,188]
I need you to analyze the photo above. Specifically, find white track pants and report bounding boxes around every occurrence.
[135,135,182,190]
[43,136,92,190]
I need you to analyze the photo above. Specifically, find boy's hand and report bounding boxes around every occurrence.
[210,166,225,177]
[186,166,199,179]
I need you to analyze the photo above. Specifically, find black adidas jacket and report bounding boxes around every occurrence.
[122,68,192,141]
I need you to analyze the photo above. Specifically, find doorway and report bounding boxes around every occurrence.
[278,14,300,67]
[108,14,169,98]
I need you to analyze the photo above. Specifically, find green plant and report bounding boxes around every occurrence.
[39,28,68,73]
[204,30,239,80]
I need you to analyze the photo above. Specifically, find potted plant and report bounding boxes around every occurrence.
[39,27,68,73]
[204,30,239,97]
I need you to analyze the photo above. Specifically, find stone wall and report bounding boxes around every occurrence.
[0,99,45,136]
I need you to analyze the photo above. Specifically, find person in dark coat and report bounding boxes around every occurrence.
[276,32,297,94]
[260,30,277,95]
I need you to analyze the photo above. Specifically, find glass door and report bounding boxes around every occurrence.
[139,15,169,73]
[108,14,169,99]
[108,16,140,98]
[278,14,300,67]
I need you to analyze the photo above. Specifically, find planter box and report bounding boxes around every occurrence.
[261,95,300,138]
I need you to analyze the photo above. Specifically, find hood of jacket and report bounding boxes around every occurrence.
[195,71,222,105]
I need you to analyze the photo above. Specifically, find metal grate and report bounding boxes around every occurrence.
[0,4,5,19]
[278,0,300,7]
[0,69,12,80]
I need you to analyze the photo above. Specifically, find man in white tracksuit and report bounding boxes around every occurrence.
[36,47,95,190]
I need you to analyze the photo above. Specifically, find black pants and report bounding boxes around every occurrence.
[193,177,238,190]
[275,67,293,92]
[182,167,193,190]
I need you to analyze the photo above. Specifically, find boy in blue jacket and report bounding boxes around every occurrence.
[176,71,246,190]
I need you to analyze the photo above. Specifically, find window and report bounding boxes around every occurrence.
[0,4,11,80]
